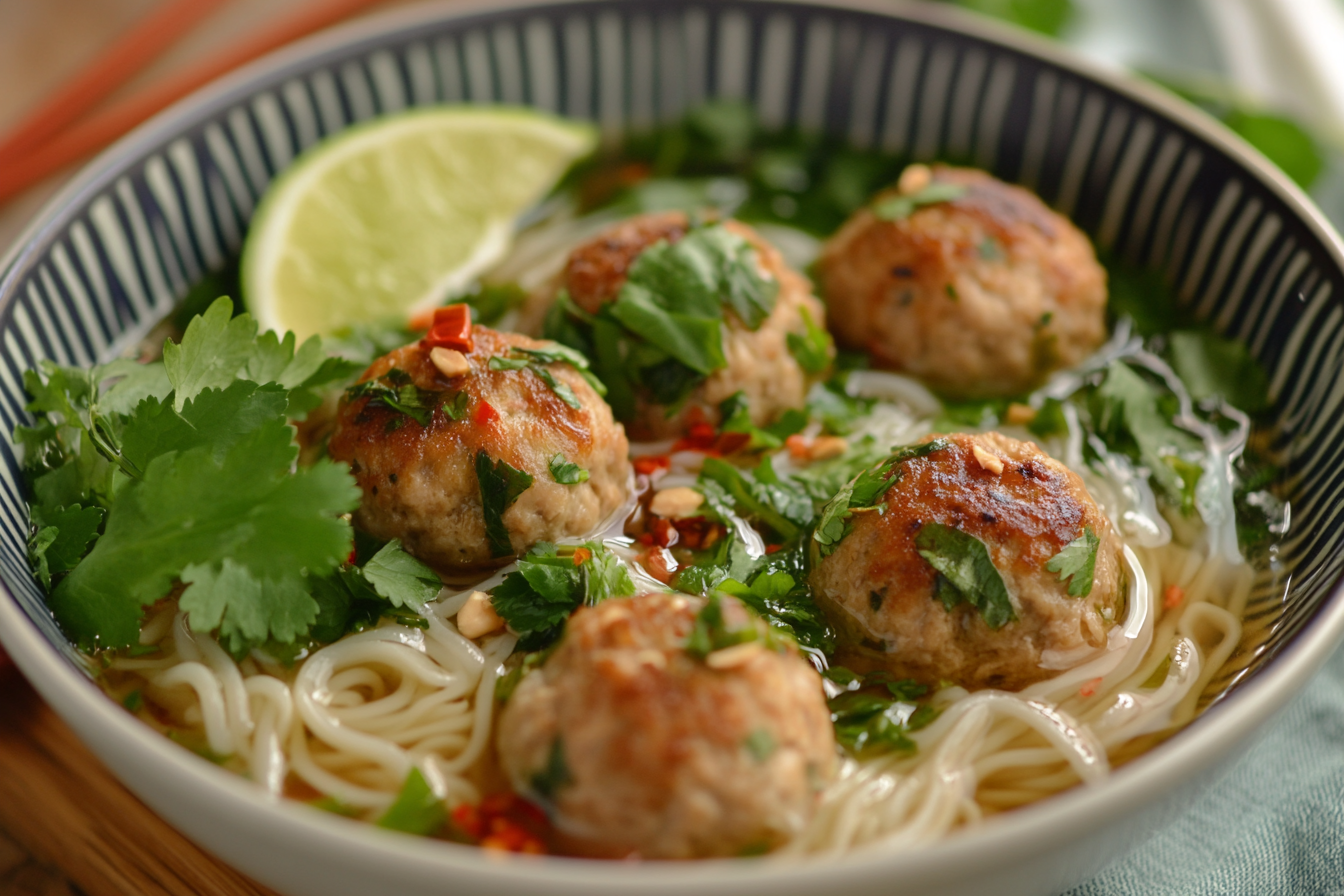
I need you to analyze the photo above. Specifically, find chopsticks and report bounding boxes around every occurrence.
[0,0,391,206]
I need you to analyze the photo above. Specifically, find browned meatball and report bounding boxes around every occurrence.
[496,592,836,858]
[810,432,1125,691]
[327,326,631,572]
[531,211,830,441]
[817,165,1107,398]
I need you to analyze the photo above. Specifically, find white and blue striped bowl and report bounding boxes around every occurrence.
[1,2,1342,894]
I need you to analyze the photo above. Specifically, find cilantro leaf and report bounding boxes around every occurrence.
[162,297,257,411]
[1167,330,1270,413]
[345,370,440,427]
[685,591,761,658]
[583,543,636,602]
[872,182,967,221]
[786,306,833,375]
[608,283,726,375]
[743,728,776,762]
[376,768,445,836]
[361,539,442,610]
[530,739,573,802]
[1091,361,1202,505]
[1045,527,1100,597]
[915,522,1016,629]
[718,392,785,452]
[49,428,359,650]
[121,381,289,471]
[827,690,920,756]
[28,504,104,589]
[700,457,811,539]
[549,453,589,485]
[716,562,834,654]
[180,559,318,657]
[474,452,534,558]
[805,378,874,435]
[813,441,950,556]
[489,541,632,649]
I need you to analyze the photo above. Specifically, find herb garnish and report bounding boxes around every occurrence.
[827,683,938,756]
[474,452,535,558]
[872,182,968,221]
[915,523,1016,629]
[548,454,589,484]
[1045,528,1100,597]
[531,739,573,802]
[813,440,950,557]
[346,368,467,428]
[488,341,606,410]
[376,768,445,835]
[786,306,833,375]
[489,542,635,649]
[685,591,769,658]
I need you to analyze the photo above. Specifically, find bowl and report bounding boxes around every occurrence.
[2,1,1343,894]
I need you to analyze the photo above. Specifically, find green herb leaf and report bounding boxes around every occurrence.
[743,728,777,762]
[812,441,950,557]
[344,370,440,427]
[805,379,875,436]
[121,381,289,471]
[28,504,104,588]
[1225,110,1323,190]
[549,453,589,485]
[49,428,359,651]
[786,306,833,375]
[531,739,573,802]
[716,561,835,654]
[915,522,1016,629]
[872,183,968,221]
[361,539,442,610]
[608,282,726,375]
[1091,361,1202,505]
[700,457,811,539]
[474,452,534,558]
[162,297,257,411]
[1044,527,1100,597]
[1167,330,1270,413]
[582,543,636,603]
[376,768,445,836]
[685,591,760,659]
[180,558,318,657]
[828,691,919,756]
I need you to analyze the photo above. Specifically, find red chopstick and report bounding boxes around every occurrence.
[0,0,235,163]
[0,0,391,205]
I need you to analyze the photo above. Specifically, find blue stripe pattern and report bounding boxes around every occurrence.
[0,1,1340,708]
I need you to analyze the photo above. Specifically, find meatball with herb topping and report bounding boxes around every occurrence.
[496,591,836,858]
[810,432,1125,691]
[327,322,631,572]
[817,165,1108,398]
[534,211,832,441]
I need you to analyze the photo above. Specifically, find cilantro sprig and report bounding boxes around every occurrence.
[474,452,534,558]
[345,368,468,430]
[487,341,606,410]
[489,541,635,650]
[20,297,365,652]
[872,182,968,221]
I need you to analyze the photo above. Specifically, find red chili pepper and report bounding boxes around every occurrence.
[346,548,358,566]
[648,517,678,548]
[572,547,592,566]
[632,455,671,476]
[1164,585,1185,610]
[644,547,677,583]
[1078,677,1104,698]
[473,399,499,426]
[786,434,810,459]
[451,803,484,839]
[419,304,474,352]
[765,544,782,554]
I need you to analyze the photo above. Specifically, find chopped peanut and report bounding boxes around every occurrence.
[808,436,849,461]
[650,486,704,519]
[897,163,932,195]
[705,640,764,670]
[1005,402,1037,425]
[972,445,1005,475]
[457,590,504,639]
[430,346,471,378]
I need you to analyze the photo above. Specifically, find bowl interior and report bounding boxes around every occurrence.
[1,0,1343,879]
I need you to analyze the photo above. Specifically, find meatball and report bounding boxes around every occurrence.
[532,211,829,441]
[810,432,1125,691]
[817,165,1107,398]
[496,592,836,858]
[327,325,631,572]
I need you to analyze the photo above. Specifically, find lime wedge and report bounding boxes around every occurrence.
[241,107,597,340]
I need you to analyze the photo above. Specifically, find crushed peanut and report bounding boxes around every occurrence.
[635,648,668,669]
[972,445,1005,475]
[808,435,849,461]
[897,163,932,195]
[705,640,765,670]
[1005,402,1037,425]
[650,486,704,519]
[430,346,471,378]
[456,590,504,639]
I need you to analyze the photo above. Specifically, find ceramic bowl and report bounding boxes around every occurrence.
[2,2,1343,894]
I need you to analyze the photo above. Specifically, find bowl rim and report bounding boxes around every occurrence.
[2,0,1344,890]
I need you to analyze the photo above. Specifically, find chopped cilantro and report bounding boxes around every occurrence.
[489,542,634,649]
[1028,397,1069,439]
[813,440,950,557]
[828,690,921,756]
[474,452,534,558]
[28,504,103,589]
[785,306,833,375]
[700,457,812,539]
[871,182,967,221]
[531,739,573,802]
[1167,330,1270,413]
[915,522,1016,629]
[345,369,441,426]
[376,768,445,836]
[1045,528,1100,597]
[685,592,763,658]
[715,560,835,654]
[548,454,590,485]
[743,728,777,762]
[804,378,875,435]
[1090,361,1202,507]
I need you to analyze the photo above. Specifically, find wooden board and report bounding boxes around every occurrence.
[0,664,281,896]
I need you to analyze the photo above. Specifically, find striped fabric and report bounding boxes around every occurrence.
[0,1,1340,709]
